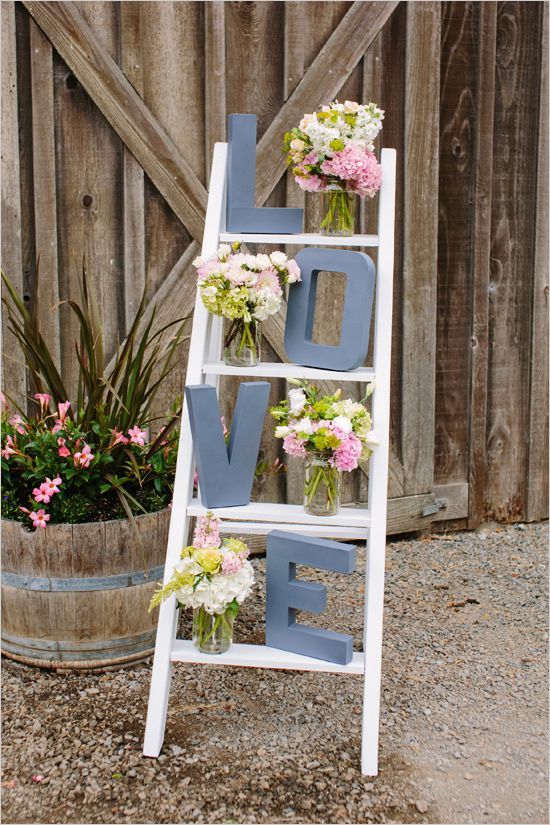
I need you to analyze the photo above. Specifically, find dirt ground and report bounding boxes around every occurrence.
[2,521,548,824]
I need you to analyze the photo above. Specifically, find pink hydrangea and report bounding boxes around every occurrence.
[193,512,221,548]
[303,151,319,165]
[221,551,244,576]
[321,146,382,197]
[295,174,324,193]
[330,428,362,472]
[282,432,307,458]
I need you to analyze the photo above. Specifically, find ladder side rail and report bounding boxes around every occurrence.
[143,143,229,757]
[361,148,397,776]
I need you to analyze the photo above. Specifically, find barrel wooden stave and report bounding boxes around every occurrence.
[1,509,170,670]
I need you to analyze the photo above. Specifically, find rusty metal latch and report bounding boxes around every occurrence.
[421,498,447,518]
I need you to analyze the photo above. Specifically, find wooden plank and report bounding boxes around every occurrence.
[467,2,497,527]
[29,19,60,367]
[120,1,146,332]
[1,1,26,403]
[526,3,549,522]
[52,2,124,394]
[255,0,399,205]
[204,1,226,186]
[435,2,477,487]
[23,0,207,243]
[401,2,440,494]
[485,1,544,521]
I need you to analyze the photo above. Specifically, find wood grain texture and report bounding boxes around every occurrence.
[23,0,207,242]
[485,0,544,520]
[436,2,477,486]
[402,2,441,494]
[120,2,146,331]
[204,1,226,185]
[29,19,60,367]
[526,4,549,521]
[1,1,26,402]
[52,2,123,394]
[467,2,497,527]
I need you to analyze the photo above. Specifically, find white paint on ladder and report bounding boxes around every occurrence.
[143,143,397,778]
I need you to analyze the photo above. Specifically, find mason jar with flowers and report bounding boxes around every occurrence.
[149,512,254,654]
[284,100,384,236]
[193,243,301,367]
[271,380,379,516]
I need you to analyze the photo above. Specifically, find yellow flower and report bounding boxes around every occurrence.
[180,545,194,559]
[194,546,222,574]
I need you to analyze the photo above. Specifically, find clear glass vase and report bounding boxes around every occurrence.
[319,187,357,236]
[192,606,234,654]
[223,318,261,367]
[303,452,341,516]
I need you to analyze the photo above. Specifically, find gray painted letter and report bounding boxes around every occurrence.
[285,247,375,370]
[185,382,270,508]
[226,114,303,233]
[266,530,356,665]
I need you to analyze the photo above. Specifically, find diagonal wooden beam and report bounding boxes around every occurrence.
[256,0,400,204]
[22,0,207,242]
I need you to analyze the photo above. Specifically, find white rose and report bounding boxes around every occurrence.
[344,100,360,113]
[290,138,305,152]
[332,415,353,434]
[270,251,287,267]
[217,244,231,258]
[256,253,271,269]
[296,416,314,435]
[275,425,291,438]
[288,388,306,414]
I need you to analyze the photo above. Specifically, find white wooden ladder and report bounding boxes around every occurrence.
[143,143,396,777]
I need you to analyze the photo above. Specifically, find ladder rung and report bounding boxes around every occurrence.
[187,499,371,537]
[171,640,365,675]
[203,361,375,383]
[219,232,379,248]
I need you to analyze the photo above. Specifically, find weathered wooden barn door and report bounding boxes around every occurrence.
[2,1,547,530]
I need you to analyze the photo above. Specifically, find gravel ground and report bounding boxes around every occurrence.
[2,521,548,825]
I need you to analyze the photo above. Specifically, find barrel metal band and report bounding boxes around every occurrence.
[1,565,165,592]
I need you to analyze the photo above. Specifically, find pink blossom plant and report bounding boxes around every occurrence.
[128,426,147,447]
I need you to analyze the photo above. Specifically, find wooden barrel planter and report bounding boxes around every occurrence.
[1,509,170,670]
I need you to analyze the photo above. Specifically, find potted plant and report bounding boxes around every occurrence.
[1,266,188,669]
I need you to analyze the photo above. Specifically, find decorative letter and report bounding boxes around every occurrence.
[266,530,356,665]
[226,114,303,233]
[185,382,270,508]
[284,247,375,370]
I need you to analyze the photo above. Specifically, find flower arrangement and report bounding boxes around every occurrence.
[270,380,379,515]
[193,242,301,367]
[149,511,254,654]
[1,393,178,527]
[283,100,384,235]
[1,265,186,527]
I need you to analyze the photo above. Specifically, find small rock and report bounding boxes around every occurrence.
[415,799,430,814]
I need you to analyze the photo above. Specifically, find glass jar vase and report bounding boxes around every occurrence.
[223,318,261,367]
[319,187,357,236]
[303,452,341,516]
[192,606,234,654]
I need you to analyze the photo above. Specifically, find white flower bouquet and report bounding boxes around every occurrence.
[193,242,301,367]
[283,100,384,235]
[149,512,254,653]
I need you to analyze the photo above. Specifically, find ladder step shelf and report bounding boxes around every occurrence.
[170,640,365,675]
[219,232,379,248]
[202,361,375,383]
[187,499,370,528]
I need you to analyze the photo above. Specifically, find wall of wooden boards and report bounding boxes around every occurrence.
[1,1,548,530]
